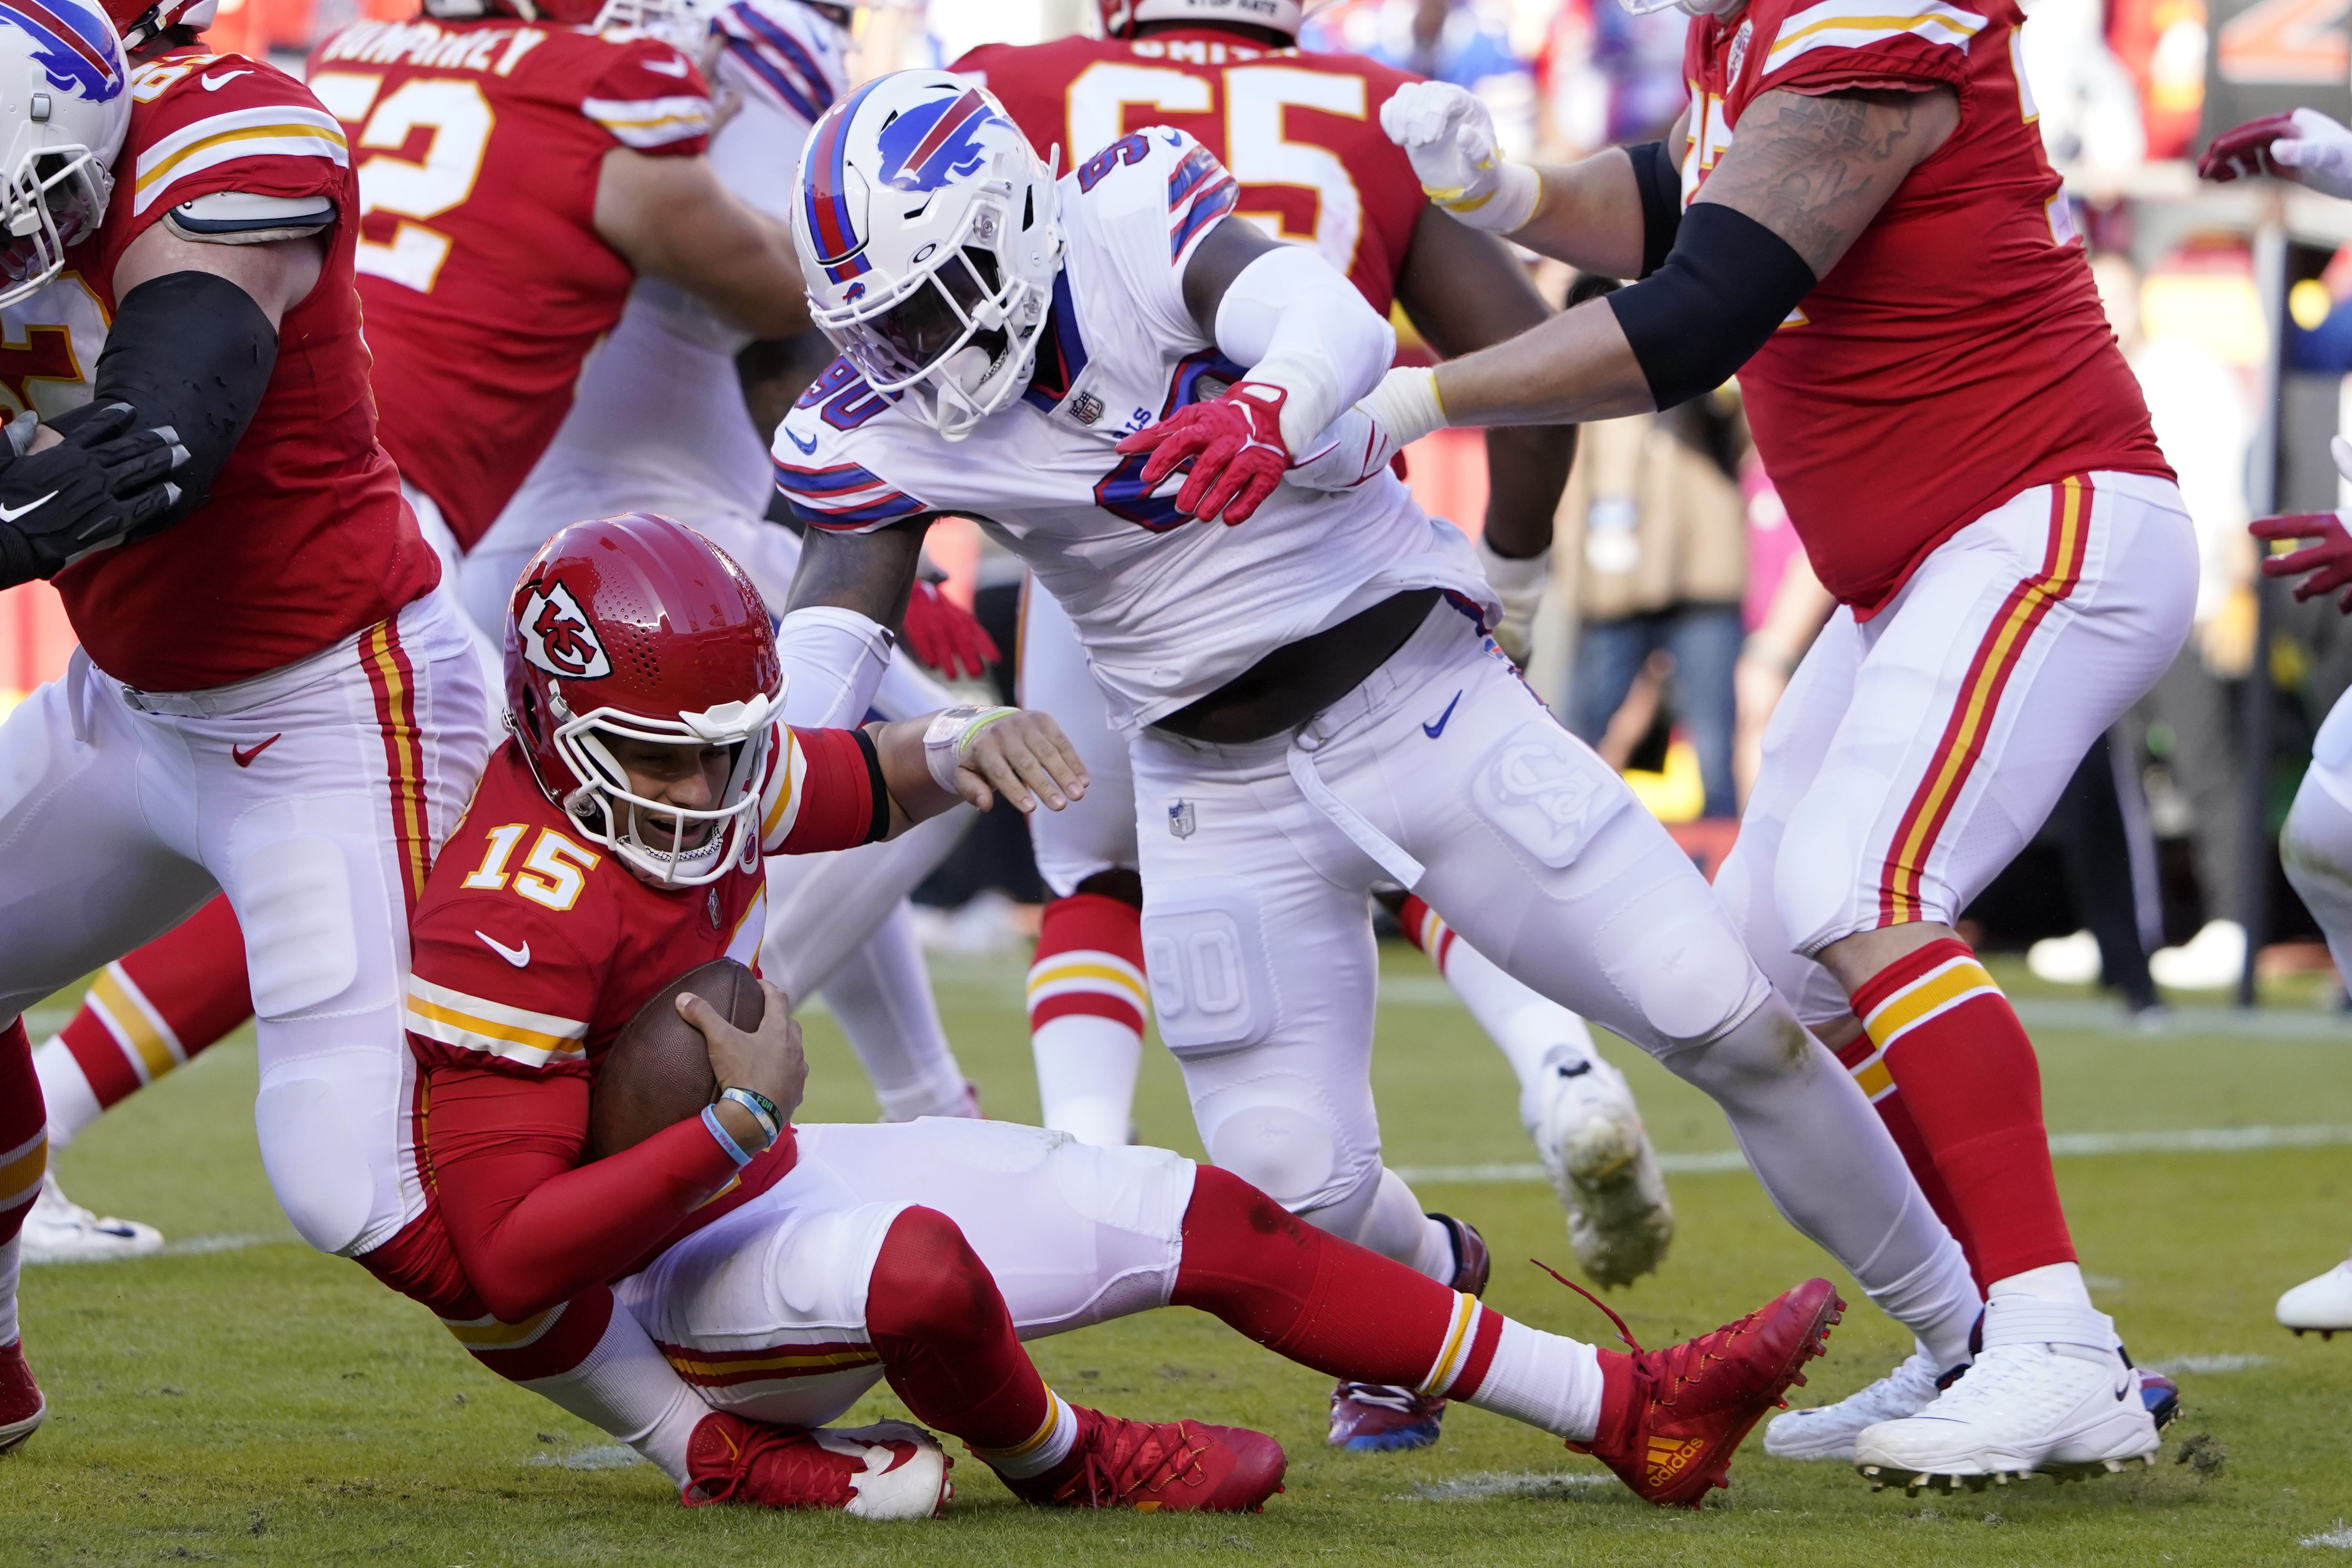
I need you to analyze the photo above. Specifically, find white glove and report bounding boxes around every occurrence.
[1475,535,1549,664]
[1288,406,1403,493]
[1379,81,1540,234]
[2272,107,2352,199]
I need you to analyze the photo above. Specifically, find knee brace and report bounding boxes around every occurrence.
[254,1068,376,1255]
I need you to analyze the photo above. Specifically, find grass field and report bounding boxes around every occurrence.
[9,946,2352,1566]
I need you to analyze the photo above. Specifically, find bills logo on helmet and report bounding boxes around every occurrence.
[517,582,614,681]
[876,86,998,194]
[0,0,123,102]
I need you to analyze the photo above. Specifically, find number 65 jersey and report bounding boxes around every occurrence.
[773,128,1493,734]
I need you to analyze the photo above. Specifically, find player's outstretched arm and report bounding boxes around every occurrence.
[867,707,1088,825]
[2202,107,2352,198]
[1362,85,1956,441]
[595,148,809,339]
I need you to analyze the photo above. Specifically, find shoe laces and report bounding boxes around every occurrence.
[1334,1382,1435,1415]
[1055,1414,1211,1507]
[685,1421,849,1508]
[1533,1258,1756,1407]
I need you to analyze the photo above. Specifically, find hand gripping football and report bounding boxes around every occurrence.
[586,958,765,1160]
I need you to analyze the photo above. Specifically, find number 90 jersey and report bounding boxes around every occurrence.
[952,28,1428,318]
[307,17,713,550]
[772,129,1493,734]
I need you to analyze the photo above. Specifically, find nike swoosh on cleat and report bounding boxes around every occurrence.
[1422,691,1462,739]
[0,491,57,522]
[200,69,252,90]
[784,427,817,455]
[477,931,531,968]
[231,733,282,767]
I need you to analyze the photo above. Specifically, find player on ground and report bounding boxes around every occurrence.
[953,1,1676,1387]
[1346,0,2187,1487]
[382,511,1845,1515]
[773,68,1980,1470]
[0,0,491,1449]
[2202,104,2352,1341]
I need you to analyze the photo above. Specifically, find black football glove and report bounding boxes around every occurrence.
[0,402,189,588]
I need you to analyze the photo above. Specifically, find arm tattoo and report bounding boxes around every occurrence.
[1695,86,1954,276]
[784,516,927,626]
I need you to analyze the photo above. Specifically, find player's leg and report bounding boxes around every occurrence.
[2272,693,2352,1336]
[0,1020,49,1452]
[1019,579,1150,1147]
[1383,888,1672,1286]
[810,901,978,1121]
[199,590,494,1259]
[1778,474,2196,1485]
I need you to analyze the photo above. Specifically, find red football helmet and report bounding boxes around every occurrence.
[104,0,216,50]
[1099,0,1303,40]
[506,513,783,887]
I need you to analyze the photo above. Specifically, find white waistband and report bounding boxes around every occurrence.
[115,586,456,718]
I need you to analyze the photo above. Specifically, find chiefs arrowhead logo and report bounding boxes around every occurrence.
[517,581,614,681]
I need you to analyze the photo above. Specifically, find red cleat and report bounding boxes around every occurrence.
[681,1412,951,1518]
[0,1340,42,1455]
[1001,1405,1286,1512]
[1563,1273,1843,1508]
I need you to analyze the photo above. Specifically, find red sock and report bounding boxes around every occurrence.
[1829,1031,1988,1291]
[55,896,252,1111]
[1394,895,1457,973]
[1851,939,2073,1283]
[866,1207,1053,1452]
[1171,1166,1499,1393]
[1026,892,1149,1038]
[0,1020,43,1252]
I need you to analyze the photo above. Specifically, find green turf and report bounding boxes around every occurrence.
[9,946,2352,1565]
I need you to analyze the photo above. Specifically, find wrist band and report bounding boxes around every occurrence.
[720,1085,782,1145]
[701,1103,756,1169]
[924,704,1019,794]
[1361,366,1447,449]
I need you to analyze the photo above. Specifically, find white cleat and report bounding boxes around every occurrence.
[1765,1342,1945,1462]
[821,1423,956,1520]
[2149,918,2247,992]
[2279,1253,2352,1338]
[1525,1048,1672,1287]
[2026,929,2102,986]
[1853,1300,2157,1493]
[21,1174,163,1265]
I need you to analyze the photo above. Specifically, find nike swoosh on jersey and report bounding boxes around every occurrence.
[231,733,282,767]
[1422,691,1462,739]
[644,57,691,76]
[200,69,252,90]
[0,491,56,522]
[476,931,531,968]
[785,426,817,454]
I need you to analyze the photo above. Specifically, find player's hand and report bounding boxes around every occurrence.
[1379,80,1539,234]
[678,977,807,1127]
[0,402,189,588]
[952,708,1088,815]
[2201,108,2352,199]
[1115,380,1293,525]
[899,577,1001,681]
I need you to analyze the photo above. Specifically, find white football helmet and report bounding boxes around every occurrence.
[1620,0,1744,16]
[0,0,129,311]
[793,71,1063,442]
[1100,0,1304,37]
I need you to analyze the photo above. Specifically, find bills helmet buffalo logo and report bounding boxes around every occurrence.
[874,86,1001,193]
[0,0,123,102]
[516,581,613,681]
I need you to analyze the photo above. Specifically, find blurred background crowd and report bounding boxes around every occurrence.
[2,0,2341,1015]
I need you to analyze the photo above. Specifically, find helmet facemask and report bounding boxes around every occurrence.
[0,141,109,308]
[546,691,777,888]
[1620,0,1746,15]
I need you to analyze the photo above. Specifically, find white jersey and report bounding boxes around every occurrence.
[482,0,847,545]
[773,128,1493,731]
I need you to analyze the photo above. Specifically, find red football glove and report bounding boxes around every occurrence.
[899,578,1001,680]
[1114,380,1293,526]
[2253,510,2352,612]
[2199,112,2298,183]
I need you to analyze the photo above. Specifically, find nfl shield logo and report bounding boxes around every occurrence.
[1168,801,1195,839]
[1071,392,1105,426]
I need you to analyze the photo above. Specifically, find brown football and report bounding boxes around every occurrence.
[585,959,764,1161]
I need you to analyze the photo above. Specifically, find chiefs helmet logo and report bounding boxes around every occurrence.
[517,582,614,681]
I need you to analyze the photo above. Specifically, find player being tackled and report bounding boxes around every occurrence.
[389,513,1843,1516]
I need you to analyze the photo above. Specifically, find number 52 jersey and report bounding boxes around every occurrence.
[773,127,1492,733]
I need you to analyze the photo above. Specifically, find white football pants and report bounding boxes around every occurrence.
[1018,579,1139,896]
[0,587,492,1257]
[2283,690,2352,981]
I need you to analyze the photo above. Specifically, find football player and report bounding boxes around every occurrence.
[953,8,1678,1420]
[2202,104,2352,1341]
[384,510,1843,1515]
[772,66,1981,1476]
[1346,0,2186,1486]
[0,0,492,1449]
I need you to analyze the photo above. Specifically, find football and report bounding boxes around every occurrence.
[584,958,765,1161]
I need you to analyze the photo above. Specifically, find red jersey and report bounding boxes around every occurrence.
[1681,0,2170,612]
[42,48,437,692]
[953,29,1427,317]
[371,727,883,1326]
[307,18,712,547]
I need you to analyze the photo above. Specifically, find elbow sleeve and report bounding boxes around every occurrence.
[1624,141,1683,279]
[1213,244,1396,452]
[1604,202,1816,412]
[775,605,895,728]
[83,270,276,524]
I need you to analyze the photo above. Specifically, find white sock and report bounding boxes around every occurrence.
[32,1038,100,1151]
[1031,1014,1141,1146]
[1988,1261,2094,1313]
[1432,931,1604,1122]
[1354,1167,1455,1282]
[1868,1221,1981,1370]
[0,1235,19,1347]
[972,1390,1079,1479]
[1440,1304,1604,1442]
[822,907,971,1123]
[517,1303,707,1484]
